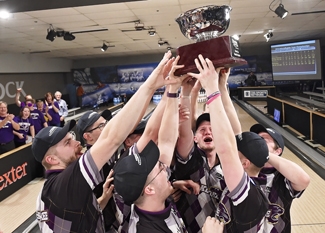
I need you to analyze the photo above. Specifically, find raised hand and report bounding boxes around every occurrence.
[188,55,219,93]
[179,104,190,124]
[219,67,230,89]
[16,88,22,93]
[145,51,174,90]
[167,55,190,92]
[182,77,197,96]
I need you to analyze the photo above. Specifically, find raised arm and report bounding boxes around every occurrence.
[135,58,175,152]
[15,89,22,107]
[188,55,243,192]
[268,152,310,191]
[176,78,196,159]
[91,51,175,170]
[219,68,242,135]
[190,80,202,130]
[158,56,189,166]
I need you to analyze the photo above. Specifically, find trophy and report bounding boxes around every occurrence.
[175,5,247,75]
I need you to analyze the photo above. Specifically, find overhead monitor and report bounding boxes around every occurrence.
[271,39,322,81]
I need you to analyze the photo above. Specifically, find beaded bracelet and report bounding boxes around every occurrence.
[206,93,221,105]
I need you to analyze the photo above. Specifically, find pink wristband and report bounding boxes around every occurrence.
[206,93,221,105]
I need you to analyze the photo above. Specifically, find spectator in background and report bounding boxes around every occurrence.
[36,100,51,122]
[15,88,36,109]
[44,92,60,127]
[76,84,85,107]
[27,99,48,135]
[245,71,257,86]
[54,91,68,127]
[0,101,19,154]
[13,106,35,147]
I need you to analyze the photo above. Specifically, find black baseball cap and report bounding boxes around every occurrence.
[195,113,210,131]
[236,132,269,168]
[250,124,285,155]
[76,110,112,137]
[32,120,76,162]
[114,140,160,203]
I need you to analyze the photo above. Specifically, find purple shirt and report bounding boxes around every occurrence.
[13,116,34,143]
[30,109,46,134]
[0,116,14,143]
[47,102,60,126]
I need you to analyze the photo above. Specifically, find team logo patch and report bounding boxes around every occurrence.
[36,210,49,222]
[265,203,285,224]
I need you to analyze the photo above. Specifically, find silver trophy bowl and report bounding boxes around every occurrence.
[175,5,232,42]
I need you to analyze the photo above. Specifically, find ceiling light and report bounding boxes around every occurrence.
[263,30,273,42]
[269,1,288,19]
[148,30,156,36]
[63,32,75,41]
[101,43,108,52]
[0,10,12,19]
[275,4,288,18]
[46,25,56,42]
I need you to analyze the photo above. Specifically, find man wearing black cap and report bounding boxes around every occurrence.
[76,109,119,232]
[250,124,310,233]
[33,50,177,233]
[176,55,269,233]
[114,56,189,233]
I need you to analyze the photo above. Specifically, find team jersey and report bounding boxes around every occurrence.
[259,167,304,233]
[217,172,269,233]
[36,150,105,232]
[173,145,225,233]
[118,200,187,233]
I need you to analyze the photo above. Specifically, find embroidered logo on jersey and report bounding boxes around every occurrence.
[265,203,284,224]
[215,202,231,224]
[201,184,223,201]
[36,210,49,222]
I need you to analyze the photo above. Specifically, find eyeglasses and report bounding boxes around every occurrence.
[145,161,171,187]
[86,120,107,133]
[27,103,33,107]
[69,131,76,140]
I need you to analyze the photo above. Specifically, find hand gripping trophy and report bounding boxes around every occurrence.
[175,5,247,75]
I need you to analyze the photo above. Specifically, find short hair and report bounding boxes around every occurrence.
[55,91,62,96]
[45,92,54,100]
[0,101,7,106]
[42,146,57,170]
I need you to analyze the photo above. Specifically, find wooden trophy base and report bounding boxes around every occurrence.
[175,36,247,76]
